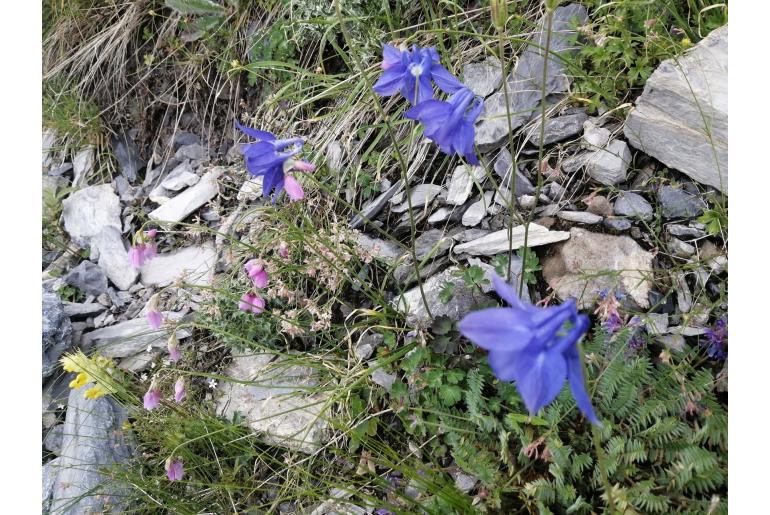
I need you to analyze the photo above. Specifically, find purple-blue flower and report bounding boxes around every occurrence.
[236,121,304,199]
[403,87,483,165]
[458,273,600,425]
[373,44,463,104]
[703,317,727,360]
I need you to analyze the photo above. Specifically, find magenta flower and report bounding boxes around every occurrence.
[129,229,159,268]
[168,335,182,363]
[283,175,304,201]
[238,292,265,314]
[165,457,184,481]
[244,259,269,288]
[174,377,186,403]
[143,387,162,410]
[146,310,164,330]
[291,159,316,172]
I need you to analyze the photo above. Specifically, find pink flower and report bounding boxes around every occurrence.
[292,159,316,172]
[168,335,182,363]
[143,388,162,410]
[284,175,304,201]
[278,241,289,259]
[244,259,269,288]
[165,457,184,481]
[143,242,157,261]
[129,244,147,268]
[174,377,186,403]
[238,293,265,314]
[146,310,164,329]
[146,229,158,238]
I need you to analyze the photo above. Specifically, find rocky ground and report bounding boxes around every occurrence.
[42,5,727,513]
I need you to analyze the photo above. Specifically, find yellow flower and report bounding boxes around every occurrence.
[69,372,90,389]
[84,385,108,400]
[682,38,692,48]
[60,355,81,373]
[230,59,240,68]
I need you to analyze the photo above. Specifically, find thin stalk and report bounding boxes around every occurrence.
[334,0,433,319]
[519,7,554,296]
[497,9,518,284]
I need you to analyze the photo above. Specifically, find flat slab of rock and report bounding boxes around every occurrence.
[50,387,132,514]
[140,243,217,287]
[72,146,94,188]
[43,290,73,379]
[526,111,588,146]
[81,311,190,358]
[614,191,653,220]
[350,180,403,228]
[446,165,485,206]
[391,183,442,213]
[393,266,492,325]
[543,228,653,308]
[354,233,404,265]
[64,260,108,296]
[149,168,221,222]
[462,56,503,97]
[454,223,570,256]
[658,185,706,219]
[624,25,728,193]
[215,353,331,453]
[161,161,200,191]
[557,211,603,224]
[462,191,494,227]
[61,184,122,247]
[91,227,139,291]
[474,4,589,150]
[494,147,535,194]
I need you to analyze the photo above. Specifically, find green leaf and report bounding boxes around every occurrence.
[439,385,463,406]
[438,281,455,303]
[506,413,549,427]
[165,0,226,16]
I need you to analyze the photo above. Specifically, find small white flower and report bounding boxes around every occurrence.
[150,362,156,369]
[56,403,65,410]
[140,373,148,382]
[207,378,218,389]
[146,345,153,353]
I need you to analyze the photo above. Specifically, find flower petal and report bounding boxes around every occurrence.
[491,273,527,310]
[235,121,275,141]
[431,64,464,95]
[284,175,305,201]
[513,349,567,416]
[458,307,535,352]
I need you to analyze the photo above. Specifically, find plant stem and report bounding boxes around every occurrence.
[333,0,433,319]
[519,6,553,296]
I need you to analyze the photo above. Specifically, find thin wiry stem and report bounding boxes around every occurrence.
[334,0,433,320]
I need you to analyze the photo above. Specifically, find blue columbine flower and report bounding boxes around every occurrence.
[458,273,600,425]
[373,44,464,104]
[236,121,304,199]
[403,87,483,165]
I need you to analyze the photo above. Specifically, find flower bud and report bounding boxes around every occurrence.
[490,0,508,30]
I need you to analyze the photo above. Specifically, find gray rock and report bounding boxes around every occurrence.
[542,228,654,308]
[44,424,65,455]
[91,227,139,291]
[582,121,611,148]
[174,143,209,161]
[111,131,143,182]
[63,302,107,318]
[72,146,94,188]
[667,325,708,336]
[673,271,693,313]
[585,139,631,186]
[81,311,191,358]
[214,353,330,453]
[64,260,108,296]
[641,313,669,335]
[391,183,442,213]
[393,266,492,325]
[446,165,485,205]
[43,290,73,379]
[466,256,528,300]
[43,458,63,513]
[50,387,132,514]
[43,128,57,167]
[414,229,452,260]
[370,367,397,392]
[428,206,463,224]
[658,186,706,219]
[614,191,653,220]
[519,195,538,209]
[161,161,199,191]
[172,131,200,149]
[603,217,632,232]
[557,211,603,224]
[61,184,122,248]
[668,238,696,258]
[453,228,490,243]
[351,180,404,228]
[140,243,217,287]
[475,4,589,150]
[452,470,479,493]
[462,56,503,97]
[494,147,535,195]
[667,224,706,238]
[394,257,450,286]
[355,233,404,265]
[624,25,728,193]
[237,175,264,202]
[462,192,495,227]
[454,223,570,256]
[149,168,221,222]
[526,111,588,146]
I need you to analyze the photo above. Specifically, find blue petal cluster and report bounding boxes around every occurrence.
[458,273,600,425]
[235,121,304,199]
[373,44,480,164]
[404,87,483,165]
[373,44,463,104]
